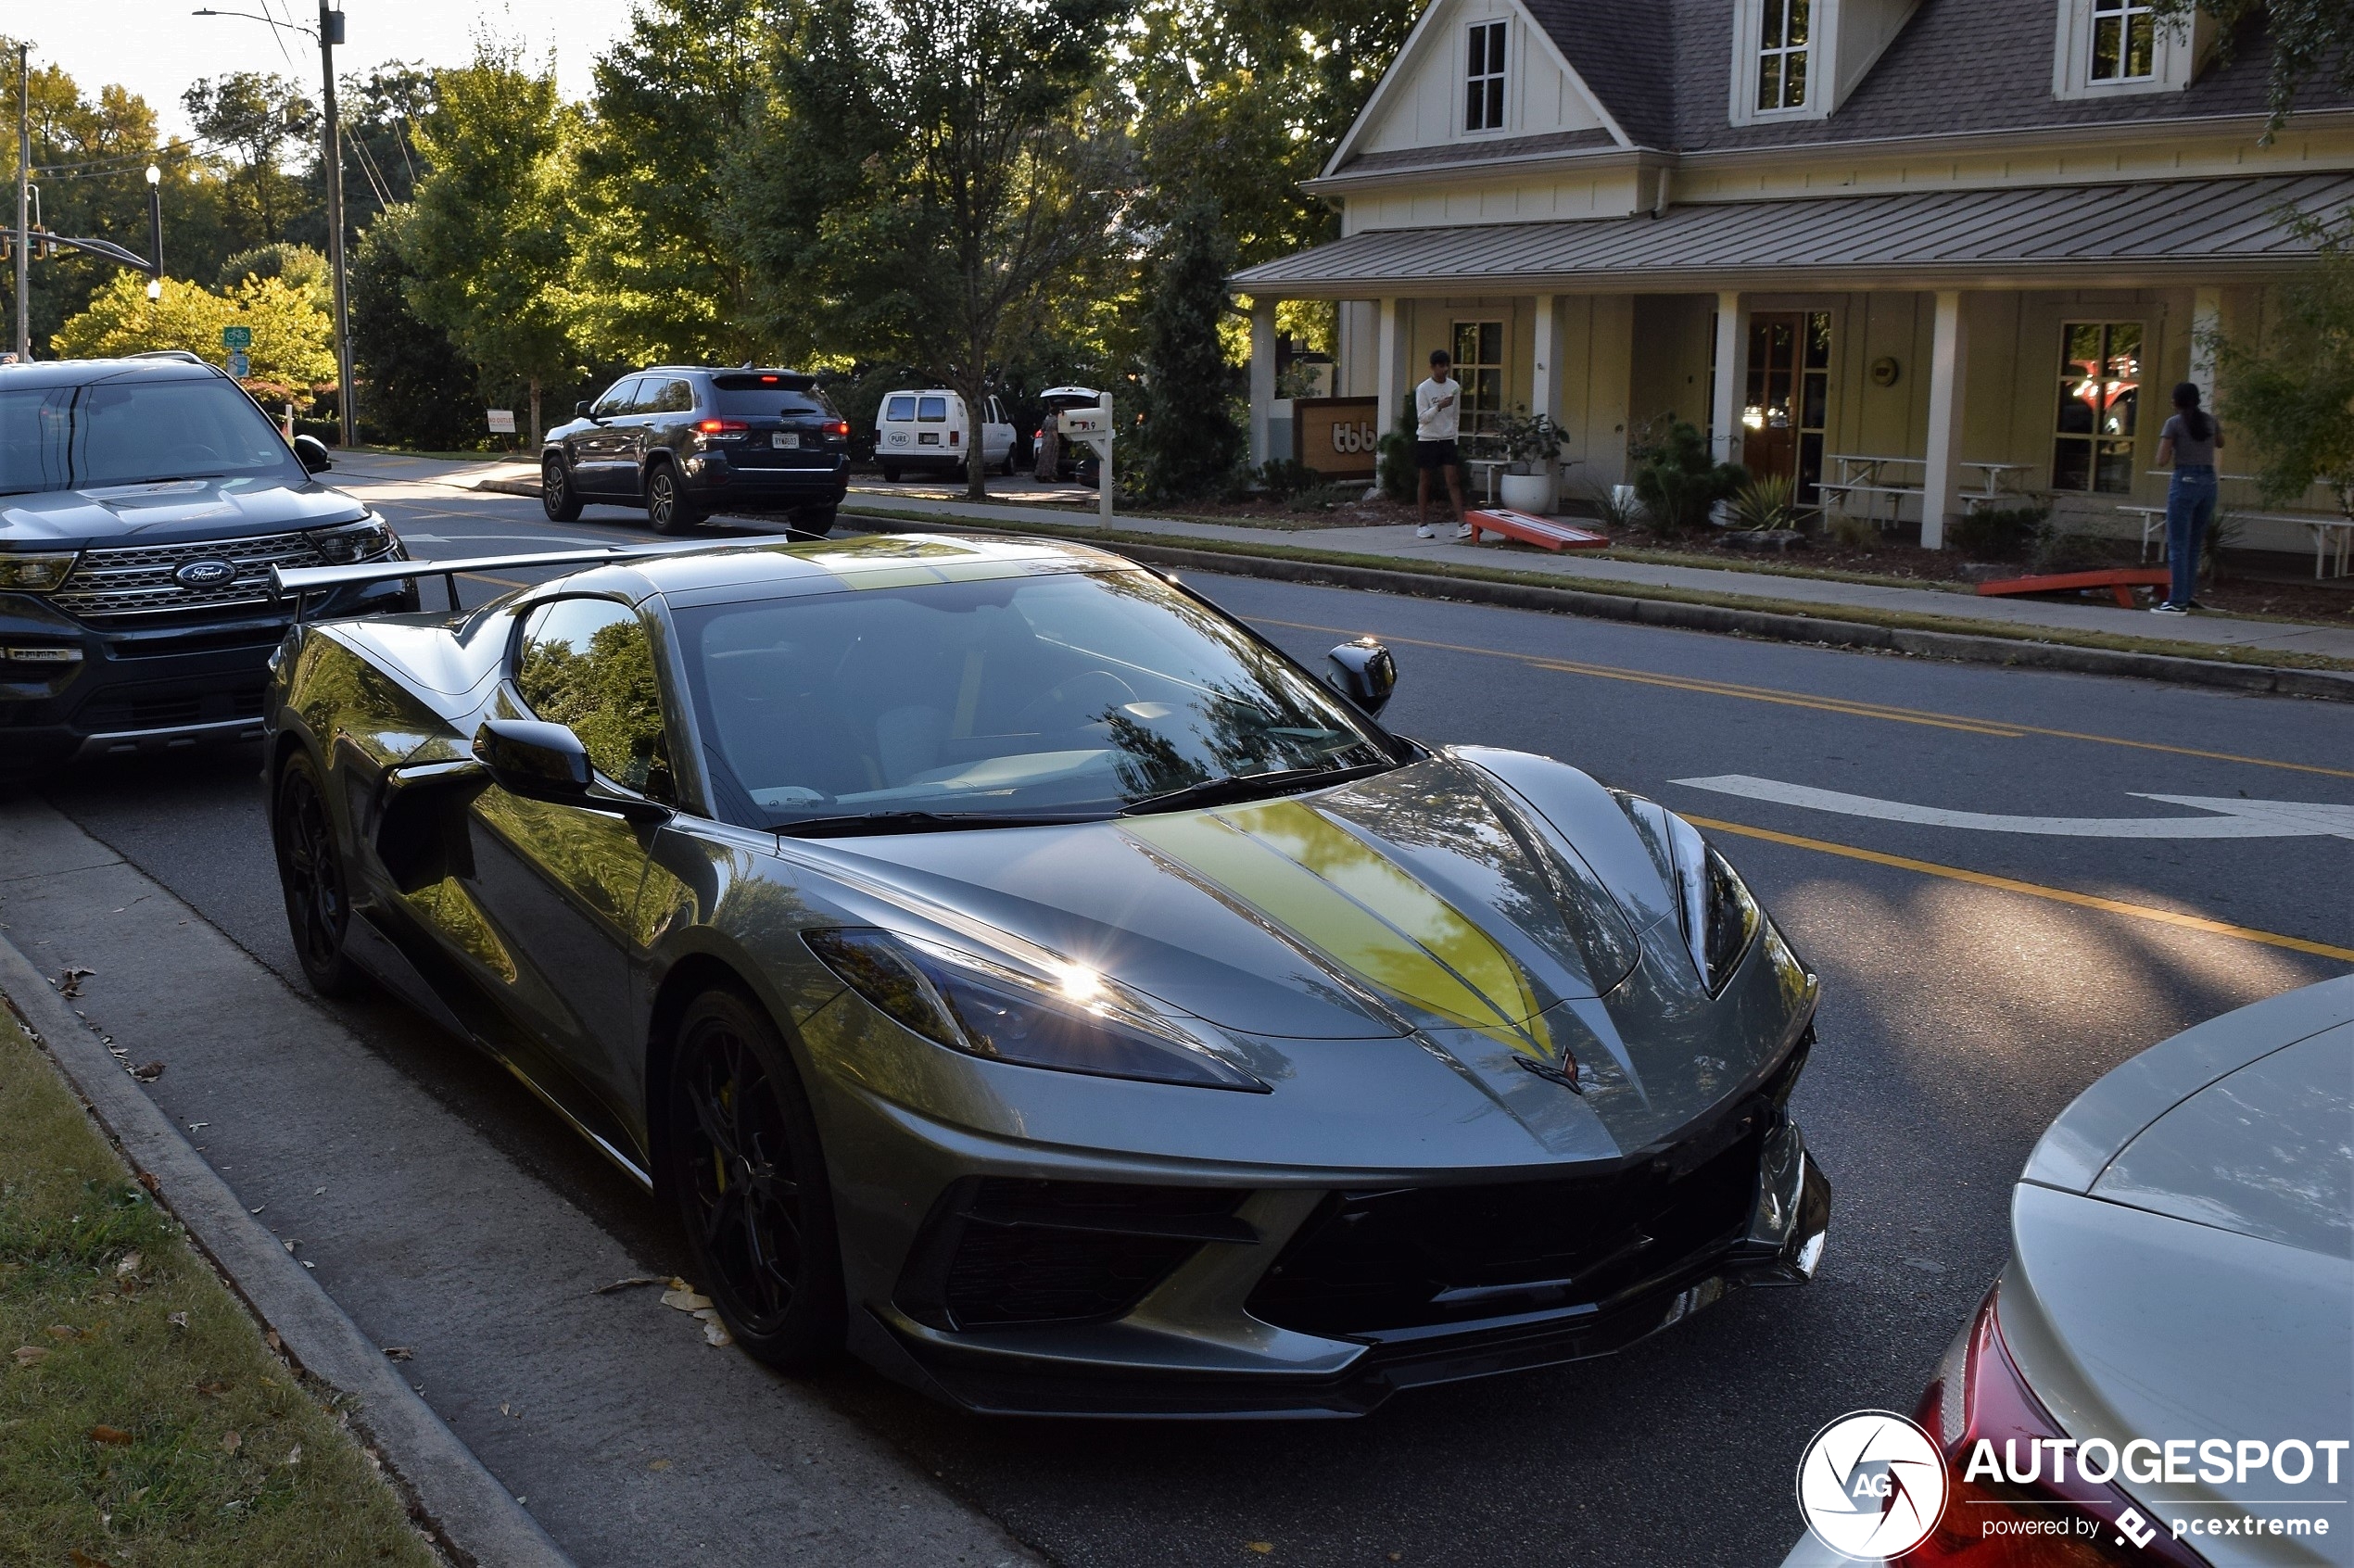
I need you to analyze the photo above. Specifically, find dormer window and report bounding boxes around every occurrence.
[1465,20,1506,132]
[1757,0,1811,111]
[2089,0,2156,80]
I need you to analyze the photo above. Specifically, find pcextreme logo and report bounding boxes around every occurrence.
[1796,1410,1950,1561]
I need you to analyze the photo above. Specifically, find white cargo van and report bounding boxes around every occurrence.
[874,388,1017,481]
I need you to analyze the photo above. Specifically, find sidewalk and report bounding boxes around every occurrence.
[328,450,2354,666]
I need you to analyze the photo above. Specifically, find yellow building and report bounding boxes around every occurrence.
[1234,0,2354,552]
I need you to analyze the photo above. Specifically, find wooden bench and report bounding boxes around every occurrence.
[1463,508,1611,551]
[1975,567,2172,610]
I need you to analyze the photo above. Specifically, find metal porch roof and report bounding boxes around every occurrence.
[1233,173,2354,297]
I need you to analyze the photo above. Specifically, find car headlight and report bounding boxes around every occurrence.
[0,551,80,593]
[307,516,398,564]
[1613,792,1761,994]
[804,927,1267,1092]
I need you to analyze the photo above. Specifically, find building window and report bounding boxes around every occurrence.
[2052,322,2142,494]
[1757,0,1810,111]
[1465,21,1506,132]
[1452,320,1505,436]
[2089,0,2157,81]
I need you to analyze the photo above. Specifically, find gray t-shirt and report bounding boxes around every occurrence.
[2162,412,2221,467]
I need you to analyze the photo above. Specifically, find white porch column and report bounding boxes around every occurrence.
[1710,292,1742,464]
[1375,297,1405,436]
[2189,285,2221,405]
[1920,288,1970,551]
[1531,294,1559,421]
[1247,297,1277,470]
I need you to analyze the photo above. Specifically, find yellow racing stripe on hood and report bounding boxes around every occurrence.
[1122,800,1550,1054]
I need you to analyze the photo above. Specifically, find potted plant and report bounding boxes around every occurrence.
[1495,408,1567,512]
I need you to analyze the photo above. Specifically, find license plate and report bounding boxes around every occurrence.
[772,432,799,449]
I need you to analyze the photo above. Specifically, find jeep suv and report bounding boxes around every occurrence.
[0,354,412,778]
[541,366,850,536]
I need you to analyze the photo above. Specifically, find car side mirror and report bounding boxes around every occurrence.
[473,718,591,801]
[292,433,333,474]
[1326,639,1398,715]
[575,400,593,420]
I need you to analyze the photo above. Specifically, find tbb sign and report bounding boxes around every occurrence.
[1292,397,1379,480]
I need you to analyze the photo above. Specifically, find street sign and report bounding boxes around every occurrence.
[486,409,516,435]
[227,350,250,379]
[221,325,252,350]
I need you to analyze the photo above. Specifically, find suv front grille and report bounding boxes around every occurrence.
[51,530,332,624]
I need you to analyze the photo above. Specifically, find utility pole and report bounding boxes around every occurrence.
[318,3,353,445]
[16,44,29,362]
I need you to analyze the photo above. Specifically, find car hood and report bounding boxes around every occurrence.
[779,754,1643,1044]
[0,474,365,548]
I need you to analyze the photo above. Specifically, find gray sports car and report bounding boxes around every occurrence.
[262,532,1829,1416]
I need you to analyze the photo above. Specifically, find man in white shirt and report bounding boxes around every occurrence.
[1413,349,1472,539]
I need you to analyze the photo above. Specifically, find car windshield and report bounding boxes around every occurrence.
[0,373,304,495]
[675,569,1397,829]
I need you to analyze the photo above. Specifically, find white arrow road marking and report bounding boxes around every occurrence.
[1671,776,2354,840]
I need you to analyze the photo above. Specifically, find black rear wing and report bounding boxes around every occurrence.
[270,542,720,622]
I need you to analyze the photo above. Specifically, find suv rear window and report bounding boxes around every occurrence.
[0,373,304,496]
[709,377,836,418]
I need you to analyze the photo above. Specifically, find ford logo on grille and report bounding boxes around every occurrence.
[173,558,238,588]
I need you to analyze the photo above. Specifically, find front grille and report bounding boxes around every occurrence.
[899,1178,1254,1331]
[1246,1113,1771,1338]
[74,679,267,733]
[50,530,332,624]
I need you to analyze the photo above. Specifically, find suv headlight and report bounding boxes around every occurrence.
[307,516,398,564]
[0,551,80,594]
[1613,791,1761,995]
[804,927,1267,1092]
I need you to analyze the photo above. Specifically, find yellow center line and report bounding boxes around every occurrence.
[1250,615,2354,778]
[1682,813,2354,965]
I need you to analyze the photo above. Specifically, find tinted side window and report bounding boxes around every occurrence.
[513,598,675,801]
[917,396,947,423]
[591,377,644,419]
[883,395,917,422]
[654,379,695,414]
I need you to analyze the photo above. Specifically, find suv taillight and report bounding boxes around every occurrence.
[695,418,748,434]
[1899,1287,2208,1565]
[822,420,849,437]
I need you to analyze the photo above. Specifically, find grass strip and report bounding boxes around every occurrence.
[838,504,2354,675]
[0,1011,437,1567]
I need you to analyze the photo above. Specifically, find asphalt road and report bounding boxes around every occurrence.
[32,483,2353,1567]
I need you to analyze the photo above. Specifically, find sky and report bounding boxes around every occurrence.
[2,0,646,139]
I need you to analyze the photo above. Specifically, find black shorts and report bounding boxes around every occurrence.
[1415,438,1460,470]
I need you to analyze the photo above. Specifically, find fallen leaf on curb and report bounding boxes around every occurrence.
[264,1330,282,1356]
[660,1288,713,1313]
[135,1172,158,1195]
[592,1275,666,1296]
[649,1458,671,1471]
[57,966,95,998]
[1244,1543,1273,1555]
[114,1252,142,1278]
[220,1431,240,1454]
[167,1313,188,1331]
[46,1324,78,1340]
[500,1402,511,1417]
[67,1549,114,1568]
[284,1444,301,1466]
[12,1347,48,1367]
[283,1240,298,1254]
[88,1425,133,1447]
[195,1381,230,1397]
[381,1347,412,1361]
[130,1062,164,1082]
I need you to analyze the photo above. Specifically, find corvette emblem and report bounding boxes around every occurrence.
[173,558,238,588]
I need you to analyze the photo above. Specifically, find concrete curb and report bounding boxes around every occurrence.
[0,933,575,1568]
[474,479,539,499]
[848,509,2354,704]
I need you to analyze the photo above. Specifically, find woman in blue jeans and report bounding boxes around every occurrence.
[2153,381,2223,614]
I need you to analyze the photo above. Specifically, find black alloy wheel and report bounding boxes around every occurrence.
[542,453,584,521]
[645,462,701,535]
[272,752,364,998]
[665,989,845,1369]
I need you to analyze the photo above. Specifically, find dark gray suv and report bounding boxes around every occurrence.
[0,353,411,779]
[541,366,851,536]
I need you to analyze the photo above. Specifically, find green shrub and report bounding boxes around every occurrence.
[1630,419,1747,533]
[1377,409,1417,501]
[1256,457,1323,500]
[1947,502,2049,561]
[1728,474,1797,531]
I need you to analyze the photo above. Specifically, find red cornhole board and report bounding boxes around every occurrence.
[1975,567,2170,610]
[1463,509,1611,551]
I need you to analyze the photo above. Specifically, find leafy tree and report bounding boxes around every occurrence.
[2150,0,2354,130]
[335,64,437,217]
[401,42,580,448]
[571,0,775,365]
[1133,199,1243,500]
[52,272,334,397]
[732,0,1129,499]
[218,242,333,310]
[2217,214,2354,518]
[348,207,482,450]
[182,71,321,248]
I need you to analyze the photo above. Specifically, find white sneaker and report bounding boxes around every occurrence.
[2150,601,2188,615]
[1451,523,1474,539]
[1414,524,1436,538]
